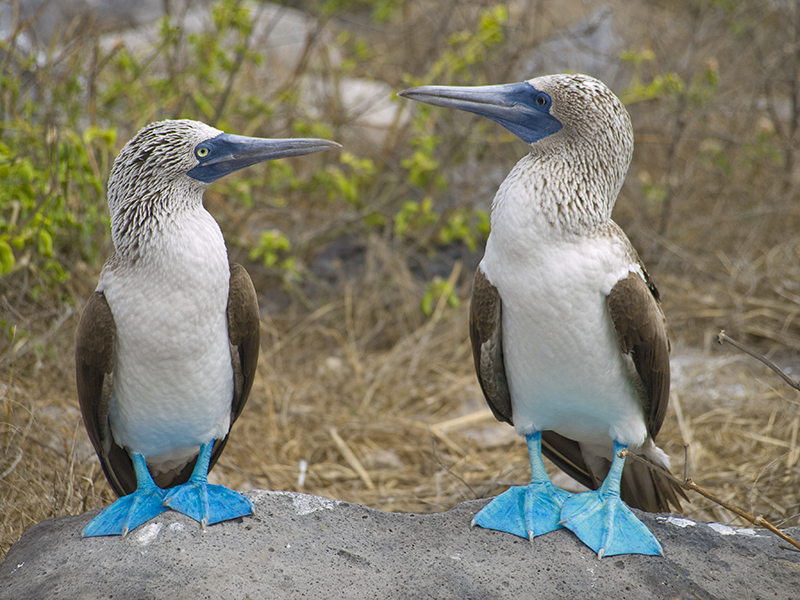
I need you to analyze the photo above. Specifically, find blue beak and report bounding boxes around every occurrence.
[188,134,341,184]
[397,82,562,145]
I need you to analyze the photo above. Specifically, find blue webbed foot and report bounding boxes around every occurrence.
[83,453,167,537]
[472,479,569,540]
[472,431,570,541]
[559,442,663,558]
[162,440,254,528]
[163,480,254,527]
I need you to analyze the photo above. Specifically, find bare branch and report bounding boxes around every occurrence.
[717,330,800,392]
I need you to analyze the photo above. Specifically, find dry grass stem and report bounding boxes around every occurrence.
[328,427,376,491]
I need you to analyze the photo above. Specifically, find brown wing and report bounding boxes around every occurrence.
[206,262,261,473]
[76,291,137,497]
[469,266,512,425]
[607,267,670,439]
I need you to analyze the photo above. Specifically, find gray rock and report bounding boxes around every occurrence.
[516,7,626,91]
[1,491,799,599]
[0,0,204,47]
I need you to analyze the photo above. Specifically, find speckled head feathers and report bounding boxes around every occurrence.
[108,120,221,199]
[525,74,633,165]
[106,120,223,257]
[518,74,634,228]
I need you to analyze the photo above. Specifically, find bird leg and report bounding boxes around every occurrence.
[558,441,663,558]
[82,453,168,538]
[472,431,570,541]
[162,440,254,528]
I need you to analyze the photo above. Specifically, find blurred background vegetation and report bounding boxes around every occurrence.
[2,0,800,557]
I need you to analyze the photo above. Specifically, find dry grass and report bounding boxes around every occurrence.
[657,238,800,353]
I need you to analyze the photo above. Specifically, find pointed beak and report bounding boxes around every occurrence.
[188,134,341,184]
[397,82,562,145]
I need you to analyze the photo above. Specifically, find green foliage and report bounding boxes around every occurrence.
[420,276,460,317]
[0,49,117,286]
[388,4,507,280]
[698,139,732,176]
[317,0,408,22]
[0,0,501,319]
[420,5,509,84]
[620,49,683,104]
[400,105,447,190]
[394,197,438,240]
[439,207,490,253]
[99,0,274,128]
[323,151,378,206]
[637,170,668,213]
[621,48,719,108]
[249,229,299,280]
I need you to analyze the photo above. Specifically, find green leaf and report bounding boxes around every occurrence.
[38,230,54,257]
[0,241,15,274]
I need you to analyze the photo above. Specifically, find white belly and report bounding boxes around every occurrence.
[481,233,648,449]
[100,212,234,470]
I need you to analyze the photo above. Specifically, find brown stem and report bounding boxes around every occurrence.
[716,330,800,392]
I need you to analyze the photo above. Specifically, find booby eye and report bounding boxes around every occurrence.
[535,93,550,107]
[196,146,210,158]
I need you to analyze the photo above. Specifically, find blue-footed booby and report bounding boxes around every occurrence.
[399,75,685,557]
[76,119,340,537]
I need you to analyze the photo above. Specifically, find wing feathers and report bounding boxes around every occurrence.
[206,262,260,474]
[469,267,512,425]
[607,268,671,439]
[75,291,137,496]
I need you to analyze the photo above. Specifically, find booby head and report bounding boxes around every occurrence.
[398,74,633,220]
[398,74,631,152]
[107,119,340,257]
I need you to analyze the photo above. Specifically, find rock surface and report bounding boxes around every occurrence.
[1,491,799,599]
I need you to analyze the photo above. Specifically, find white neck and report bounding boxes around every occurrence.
[493,148,623,237]
[109,175,209,262]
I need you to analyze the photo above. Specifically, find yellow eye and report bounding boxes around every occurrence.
[196,147,209,158]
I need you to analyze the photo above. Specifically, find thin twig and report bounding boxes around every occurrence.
[717,330,800,391]
[621,448,800,552]
[683,444,689,482]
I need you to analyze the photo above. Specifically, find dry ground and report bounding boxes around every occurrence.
[3,234,800,559]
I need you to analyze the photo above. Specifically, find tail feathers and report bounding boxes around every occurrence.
[619,451,687,513]
[542,431,687,514]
